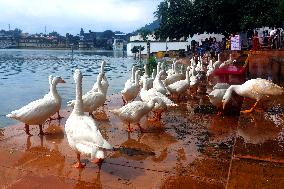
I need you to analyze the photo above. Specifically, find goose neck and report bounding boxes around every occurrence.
[50,83,60,100]
[74,77,84,115]
[97,77,103,93]
[186,70,190,82]
[131,67,136,81]
[157,63,161,74]
[142,80,148,91]
[100,61,105,74]
[145,64,149,77]
[135,72,139,85]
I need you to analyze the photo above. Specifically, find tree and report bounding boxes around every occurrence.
[155,0,193,40]
[136,28,152,41]
[154,0,282,38]
[80,28,84,36]
[131,46,145,60]
[101,30,115,39]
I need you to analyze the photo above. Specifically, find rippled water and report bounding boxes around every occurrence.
[0,49,138,127]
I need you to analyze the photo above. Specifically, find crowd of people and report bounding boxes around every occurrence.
[189,28,284,59]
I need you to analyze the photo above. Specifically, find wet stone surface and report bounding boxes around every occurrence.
[0,92,283,189]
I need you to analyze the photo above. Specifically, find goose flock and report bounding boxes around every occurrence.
[6,54,284,168]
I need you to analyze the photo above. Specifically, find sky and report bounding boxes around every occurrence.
[0,0,162,35]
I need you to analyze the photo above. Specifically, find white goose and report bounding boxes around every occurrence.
[109,97,160,132]
[190,67,199,87]
[206,60,214,76]
[140,79,177,120]
[140,64,153,90]
[121,70,140,104]
[153,70,170,95]
[167,66,191,100]
[65,69,112,168]
[164,63,185,86]
[157,62,167,80]
[222,78,284,113]
[213,54,221,69]
[7,75,65,135]
[124,66,136,88]
[208,83,230,113]
[166,61,176,77]
[195,58,203,72]
[92,61,109,94]
[219,54,234,68]
[67,73,106,116]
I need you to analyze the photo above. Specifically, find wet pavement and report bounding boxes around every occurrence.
[0,90,283,189]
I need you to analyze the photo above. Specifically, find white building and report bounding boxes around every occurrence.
[113,39,124,50]
[130,34,157,42]
[127,41,188,56]
[127,32,225,56]
[187,32,225,44]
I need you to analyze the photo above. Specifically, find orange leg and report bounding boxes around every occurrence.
[57,111,64,119]
[49,111,64,121]
[148,112,158,122]
[137,123,145,133]
[127,123,134,132]
[157,112,162,121]
[241,100,259,114]
[73,152,86,168]
[92,158,103,164]
[38,124,45,135]
[25,124,32,136]
[122,96,126,105]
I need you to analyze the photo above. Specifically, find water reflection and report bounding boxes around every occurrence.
[0,49,137,127]
[238,113,281,144]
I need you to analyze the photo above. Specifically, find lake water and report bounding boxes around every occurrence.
[0,49,138,127]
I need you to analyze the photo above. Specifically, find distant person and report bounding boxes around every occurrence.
[191,39,197,54]
[252,31,259,50]
[247,29,254,49]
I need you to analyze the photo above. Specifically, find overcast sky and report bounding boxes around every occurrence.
[0,0,162,35]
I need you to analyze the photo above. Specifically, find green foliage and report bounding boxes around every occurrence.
[101,30,115,39]
[136,28,152,41]
[131,46,145,54]
[147,56,157,75]
[155,0,283,38]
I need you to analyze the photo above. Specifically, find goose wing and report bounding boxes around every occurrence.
[68,115,112,149]
[7,96,57,123]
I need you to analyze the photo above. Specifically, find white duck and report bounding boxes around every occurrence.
[153,70,170,95]
[140,79,177,120]
[167,66,191,100]
[109,97,160,132]
[91,61,109,94]
[213,54,221,69]
[65,69,112,168]
[222,78,284,113]
[208,83,230,113]
[7,75,65,135]
[67,73,106,116]
[121,70,140,104]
